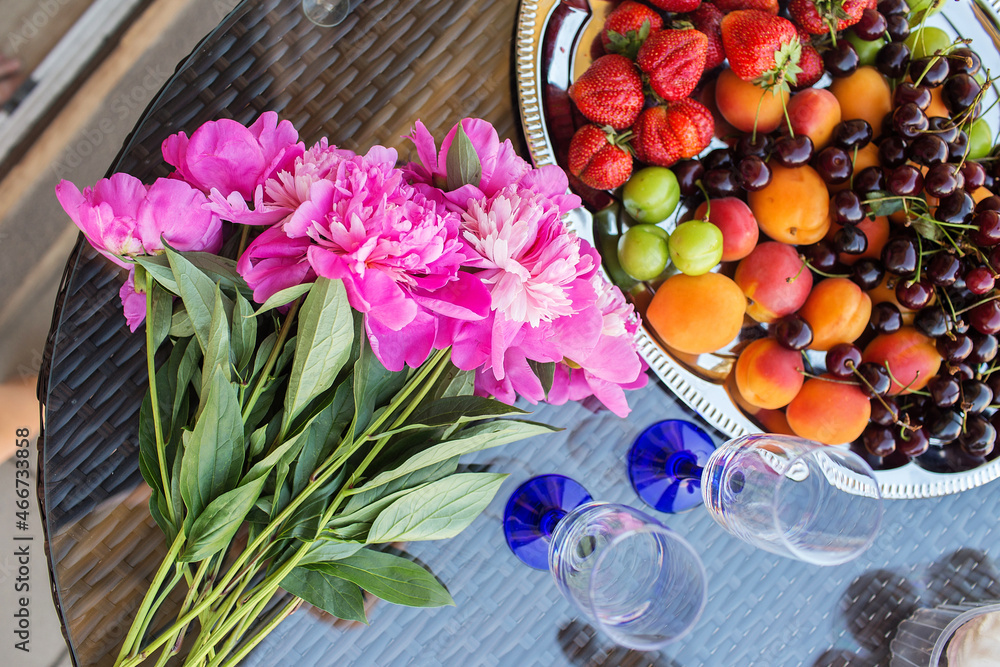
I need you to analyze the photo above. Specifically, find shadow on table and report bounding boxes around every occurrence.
[557,619,684,667]
[814,548,1000,666]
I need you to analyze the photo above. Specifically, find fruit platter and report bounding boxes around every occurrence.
[514,0,1000,497]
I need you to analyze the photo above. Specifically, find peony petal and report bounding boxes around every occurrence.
[411,271,490,321]
[139,178,222,254]
[186,119,267,199]
[407,121,440,174]
[120,269,147,332]
[365,309,436,371]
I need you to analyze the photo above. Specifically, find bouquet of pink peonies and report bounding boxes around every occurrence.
[56,112,645,666]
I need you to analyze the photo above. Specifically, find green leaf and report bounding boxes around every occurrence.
[910,214,945,243]
[169,306,195,339]
[368,473,507,543]
[148,281,173,352]
[283,278,354,431]
[528,361,555,397]
[173,337,201,428]
[165,246,233,353]
[133,255,179,294]
[250,332,278,384]
[180,366,244,522]
[307,550,453,608]
[400,396,528,435]
[248,425,269,462]
[292,380,354,496]
[274,335,297,376]
[343,456,458,514]
[359,419,553,492]
[299,538,364,566]
[327,483,433,541]
[180,475,267,562]
[232,291,257,375]
[445,122,482,191]
[426,365,475,401]
[200,286,232,402]
[252,283,312,316]
[280,567,367,623]
[864,191,905,217]
[243,410,321,485]
[351,335,408,439]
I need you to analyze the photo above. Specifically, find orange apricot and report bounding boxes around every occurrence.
[862,327,943,395]
[734,338,805,409]
[798,278,872,351]
[748,164,832,245]
[755,409,795,437]
[786,375,872,445]
[646,272,747,355]
[826,215,890,265]
[715,67,788,134]
[829,66,893,137]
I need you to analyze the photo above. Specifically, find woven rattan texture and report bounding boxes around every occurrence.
[39,0,521,664]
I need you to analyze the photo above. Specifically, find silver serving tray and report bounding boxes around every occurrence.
[514,0,1000,498]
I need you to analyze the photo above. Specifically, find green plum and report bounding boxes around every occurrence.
[668,220,723,276]
[623,167,680,224]
[845,31,885,67]
[904,26,951,59]
[907,0,945,25]
[967,118,994,161]
[617,224,670,281]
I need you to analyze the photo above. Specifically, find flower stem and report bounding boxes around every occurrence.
[219,599,301,667]
[114,527,186,666]
[144,272,175,527]
[118,348,454,665]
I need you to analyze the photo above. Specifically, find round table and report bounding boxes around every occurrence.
[38,1,1000,665]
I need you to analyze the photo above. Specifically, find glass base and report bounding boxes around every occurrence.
[628,420,716,514]
[503,475,592,570]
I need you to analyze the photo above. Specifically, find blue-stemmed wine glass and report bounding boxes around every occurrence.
[503,474,708,650]
[628,421,885,566]
[627,419,716,513]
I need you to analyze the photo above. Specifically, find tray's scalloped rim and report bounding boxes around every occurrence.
[513,0,1000,499]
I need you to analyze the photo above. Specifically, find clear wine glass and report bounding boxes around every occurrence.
[628,421,884,566]
[301,0,356,27]
[503,475,708,651]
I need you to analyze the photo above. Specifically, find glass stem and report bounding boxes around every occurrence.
[672,457,704,481]
[540,508,567,537]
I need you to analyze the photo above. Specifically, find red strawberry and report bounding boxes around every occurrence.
[689,2,726,71]
[637,29,708,102]
[568,54,644,130]
[720,10,802,90]
[632,99,714,167]
[567,124,633,190]
[788,0,868,36]
[602,0,664,60]
[713,0,779,13]
[792,31,823,89]
[646,0,702,11]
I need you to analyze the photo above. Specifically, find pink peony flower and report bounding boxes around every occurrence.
[56,173,223,263]
[544,279,648,417]
[450,186,597,380]
[404,118,581,215]
[208,138,354,227]
[163,111,302,203]
[56,172,223,330]
[239,146,491,371]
